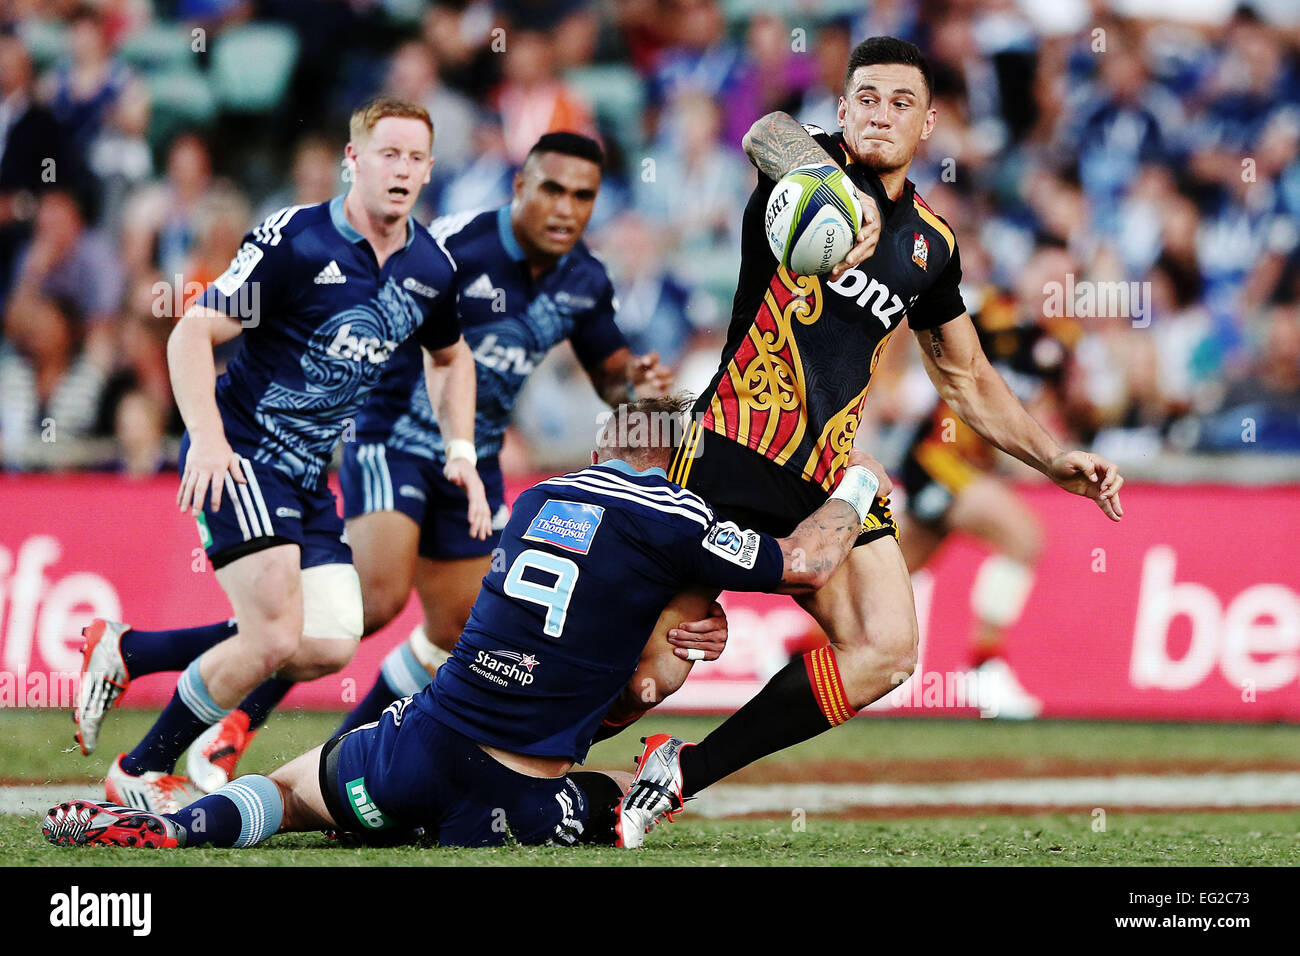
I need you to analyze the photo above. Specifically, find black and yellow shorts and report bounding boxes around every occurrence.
[669,425,897,547]
[899,438,981,527]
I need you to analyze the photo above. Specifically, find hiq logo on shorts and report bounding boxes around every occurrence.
[522,500,605,555]
[470,649,540,688]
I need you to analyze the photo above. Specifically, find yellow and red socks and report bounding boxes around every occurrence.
[678,647,856,798]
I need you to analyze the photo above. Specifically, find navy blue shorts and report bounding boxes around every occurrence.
[339,442,508,560]
[181,435,351,571]
[318,697,592,847]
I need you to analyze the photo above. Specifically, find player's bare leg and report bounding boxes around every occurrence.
[944,476,1043,717]
[794,536,919,705]
[269,745,335,832]
[633,537,917,815]
[188,513,408,791]
[896,511,945,573]
[348,510,422,636]
[108,545,306,811]
[414,553,493,657]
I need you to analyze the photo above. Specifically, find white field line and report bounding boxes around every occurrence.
[5,772,1300,820]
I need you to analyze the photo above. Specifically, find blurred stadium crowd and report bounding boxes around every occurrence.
[0,0,1298,476]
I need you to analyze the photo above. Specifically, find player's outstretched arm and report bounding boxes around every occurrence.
[425,338,493,539]
[914,314,1124,521]
[742,111,880,276]
[168,305,246,514]
[776,451,892,594]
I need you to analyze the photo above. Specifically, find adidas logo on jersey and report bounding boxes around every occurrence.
[313,260,347,285]
[463,274,498,299]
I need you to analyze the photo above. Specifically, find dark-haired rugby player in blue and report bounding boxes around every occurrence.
[70,99,489,815]
[43,398,889,849]
[179,132,696,792]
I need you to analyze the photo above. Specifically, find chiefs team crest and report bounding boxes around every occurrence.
[911,232,929,270]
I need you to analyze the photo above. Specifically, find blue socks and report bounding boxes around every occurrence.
[169,774,284,848]
[236,677,296,730]
[121,659,231,775]
[120,620,238,677]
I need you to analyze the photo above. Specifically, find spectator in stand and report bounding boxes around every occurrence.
[111,388,169,477]
[0,293,109,466]
[797,19,853,132]
[728,13,813,139]
[256,135,341,222]
[5,189,123,355]
[635,92,750,295]
[437,113,514,216]
[494,28,594,165]
[0,29,64,311]
[120,131,215,282]
[642,0,747,147]
[595,211,700,369]
[422,1,502,101]
[383,40,477,184]
[1197,303,1300,452]
[41,3,140,178]
[495,0,598,71]
[85,61,151,239]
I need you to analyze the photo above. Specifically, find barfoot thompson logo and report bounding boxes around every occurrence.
[470,649,539,688]
[523,500,604,555]
[50,886,152,936]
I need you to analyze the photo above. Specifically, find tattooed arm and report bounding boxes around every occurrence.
[776,450,892,593]
[915,314,1124,521]
[742,111,881,277]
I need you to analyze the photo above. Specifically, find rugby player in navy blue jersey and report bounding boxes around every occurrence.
[42,397,891,850]
[70,99,489,814]
[177,133,697,793]
[615,37,1127,846]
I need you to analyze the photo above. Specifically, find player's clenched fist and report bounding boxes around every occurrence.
[829,187,881,280]
[178,432,244,515]
[1047,451,1125,522]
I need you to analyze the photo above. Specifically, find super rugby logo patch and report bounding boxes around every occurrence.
[702,521,761,569]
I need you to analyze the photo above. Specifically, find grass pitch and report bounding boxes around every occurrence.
[3,709,1298,866]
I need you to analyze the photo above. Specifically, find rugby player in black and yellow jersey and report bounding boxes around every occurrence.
[614,36,1127,842]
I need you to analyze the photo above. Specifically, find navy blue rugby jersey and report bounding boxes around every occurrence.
[418,459,785,761]
[197,196,461,489]
[354,205,627,462]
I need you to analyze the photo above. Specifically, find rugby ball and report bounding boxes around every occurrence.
[764,163,862,276]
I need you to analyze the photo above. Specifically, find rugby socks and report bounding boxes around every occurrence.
[121,659,231,775]
[168,774,283,848]
[119,619,238,677]
[334,637,433,736]
[678,647,855,798]
[236,677,295,730]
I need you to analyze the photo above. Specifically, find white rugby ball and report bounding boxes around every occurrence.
[764,163,862,276]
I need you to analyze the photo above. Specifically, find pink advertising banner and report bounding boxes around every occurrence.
[2,473,1297,721]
